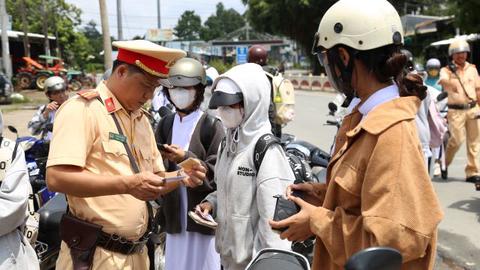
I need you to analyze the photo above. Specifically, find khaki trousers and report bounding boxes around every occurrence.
[446,105,480,177]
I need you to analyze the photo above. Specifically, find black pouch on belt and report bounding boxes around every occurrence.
[59,213,102,270]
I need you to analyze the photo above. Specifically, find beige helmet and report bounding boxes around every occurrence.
[448,39,470,56]
[313,0,403,52]
[166,58,206,87]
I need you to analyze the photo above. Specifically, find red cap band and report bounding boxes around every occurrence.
[117,48,169,76]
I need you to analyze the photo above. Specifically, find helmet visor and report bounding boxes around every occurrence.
[168,75,203,88]
[209,91,243,109]
[317,51,340,92]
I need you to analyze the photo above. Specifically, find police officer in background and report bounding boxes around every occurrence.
[46,40,207,270]
[438,39,480,183]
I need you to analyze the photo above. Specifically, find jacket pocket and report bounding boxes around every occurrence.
[101,140,127,157]
[333,163,361,197]
[224,214,254,266]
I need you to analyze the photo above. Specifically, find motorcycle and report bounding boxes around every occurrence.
[7,125,55,208]
[246,247,402,270]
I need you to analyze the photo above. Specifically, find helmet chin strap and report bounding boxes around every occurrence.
[328,47,357,100]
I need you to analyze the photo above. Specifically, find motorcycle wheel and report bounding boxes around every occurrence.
[36,74,50,90]
[17,73,33,89]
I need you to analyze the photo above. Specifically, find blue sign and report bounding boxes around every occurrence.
[236,46,248,64]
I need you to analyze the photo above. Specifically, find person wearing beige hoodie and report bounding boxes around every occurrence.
[270,0,444,269]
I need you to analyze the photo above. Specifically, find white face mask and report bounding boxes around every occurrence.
[218,106,244,129]
[168,87,196,109]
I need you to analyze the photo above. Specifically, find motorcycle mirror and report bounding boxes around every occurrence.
[344,247,402,270]
[437,91,448,102]
[7,125,18,134]
[328,102,338,115]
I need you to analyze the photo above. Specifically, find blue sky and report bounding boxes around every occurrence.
[65,0,247,39]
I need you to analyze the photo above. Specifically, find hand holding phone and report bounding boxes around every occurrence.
[157,143,172,152]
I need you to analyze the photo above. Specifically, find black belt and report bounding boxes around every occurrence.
[448,101,476,110]
[97,230,151,255]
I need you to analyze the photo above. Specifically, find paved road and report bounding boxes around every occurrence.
[2,90,479,269]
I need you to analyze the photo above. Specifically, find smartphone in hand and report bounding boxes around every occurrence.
[157,143,172,152]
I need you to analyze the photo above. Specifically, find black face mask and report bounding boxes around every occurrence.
[317,46,357,100]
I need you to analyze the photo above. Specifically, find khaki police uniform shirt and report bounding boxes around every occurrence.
[310,97,443,270]
[47,82,165,241]
[439,61,480,104]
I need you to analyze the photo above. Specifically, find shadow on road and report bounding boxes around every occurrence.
[448,197,480,223]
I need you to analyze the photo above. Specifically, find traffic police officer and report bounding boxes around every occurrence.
[438,39,480,183]
[46,40,206,270]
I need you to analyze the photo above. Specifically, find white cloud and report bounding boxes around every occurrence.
[66,0,247,39]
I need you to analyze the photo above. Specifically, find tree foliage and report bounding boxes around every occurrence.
[200,3,245,41]
[6,0,94,69]
[174,11,202,40]
[173,3,245,41]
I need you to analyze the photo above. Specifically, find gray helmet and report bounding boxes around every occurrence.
[426,58,441,70]
[44,76,66,93]
[167,58,206,87]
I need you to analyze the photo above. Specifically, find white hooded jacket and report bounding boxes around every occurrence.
[204,63,294,270]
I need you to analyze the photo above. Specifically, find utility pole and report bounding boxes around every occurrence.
[99,0,112,70]
[42,0,50,56]
[116,0,123,40]
[157,0,161,29]
[19,0,30,57]
[0,0,12,78]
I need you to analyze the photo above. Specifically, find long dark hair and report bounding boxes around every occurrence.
[355,44,427,100]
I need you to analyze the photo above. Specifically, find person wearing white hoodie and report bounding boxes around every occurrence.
[0,110,39,270]
[197,63,294,270]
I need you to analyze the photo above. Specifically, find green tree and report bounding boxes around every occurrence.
[200,3,245,41]
[448,0,480,33]
[174,10,202,40]
[6,0,92,69]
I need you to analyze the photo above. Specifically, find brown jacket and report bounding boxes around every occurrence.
[310,96,444,270]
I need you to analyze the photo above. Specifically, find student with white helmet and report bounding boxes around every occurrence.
[27,76,68,140]
[269,0,443,269]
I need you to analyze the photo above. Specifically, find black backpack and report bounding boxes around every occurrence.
[253,134,310,183]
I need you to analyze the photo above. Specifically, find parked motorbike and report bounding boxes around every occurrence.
[246,247,402,270]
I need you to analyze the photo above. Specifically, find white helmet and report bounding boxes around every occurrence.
[426,58,441,70]
[44,76,66,93]
[312,0,403,98]
[448,39,470,56]
[313,0,403,52]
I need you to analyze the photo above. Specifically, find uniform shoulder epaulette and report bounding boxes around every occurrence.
[77,89,100,101]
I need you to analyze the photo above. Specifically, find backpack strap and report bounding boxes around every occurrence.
[253,134,280,172]
[200,113,219,151]
[157,113,175,144]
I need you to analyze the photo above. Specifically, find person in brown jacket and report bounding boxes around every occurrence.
[269,0,444,269]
